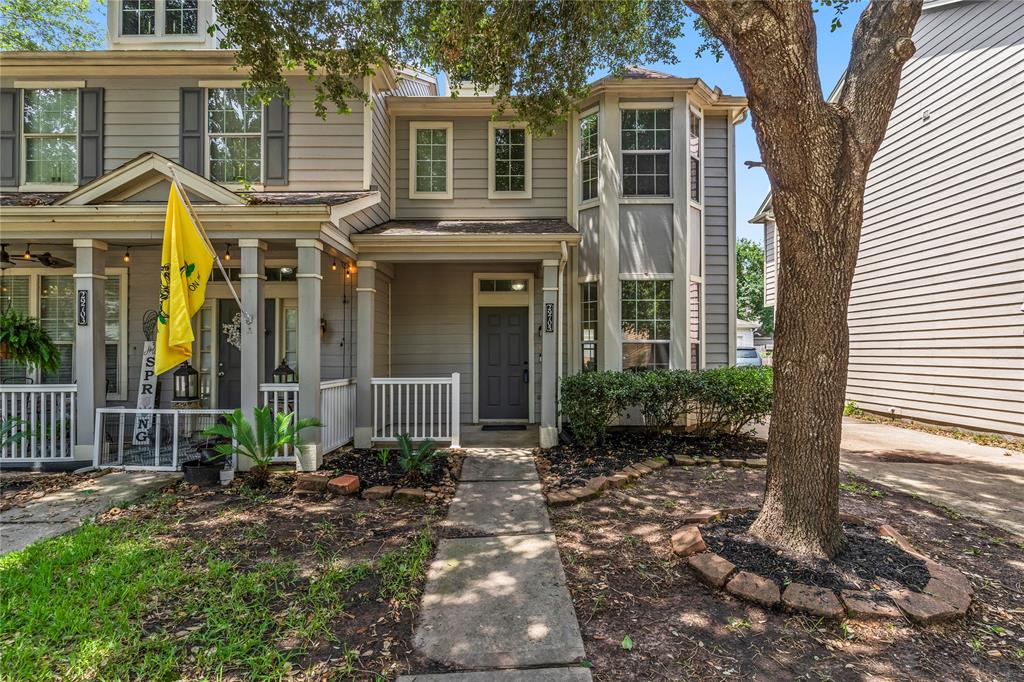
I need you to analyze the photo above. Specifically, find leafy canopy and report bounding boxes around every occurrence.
[736,238,774,336]
[0,0,103,51]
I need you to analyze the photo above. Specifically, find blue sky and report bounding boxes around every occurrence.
[88,0,867,244]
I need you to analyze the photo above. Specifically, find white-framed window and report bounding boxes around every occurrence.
[579,112,598,202]
[621,279,671,370]
[689,109,702,203]
[121,0,157,35]
[408,121,453,200]
[488,121,531,199]
[119,0,200,37]
[165,0,199,35]
[281,300,299,373]
[195,304,215,401]
[0,268,128,400]
[689,281,702,370]
[207,87,263,185]
[22,89,78,187]
[621,108,670,196]
[581,281,598,372]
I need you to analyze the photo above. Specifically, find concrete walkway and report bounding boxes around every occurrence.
[0,470,178,555]
[755,418,1024,536]
[401,447,589,681]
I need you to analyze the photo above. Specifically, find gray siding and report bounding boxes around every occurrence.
[92,77,188,171]
[394,116,567,219]
[619,204,673,275]
[845,0,1024,435]
[578,206,599,279]
[286,78,364,191]
[763,219,777,308]
[703,115,731,367]
[374,269,391,377]
[338,89,391,234]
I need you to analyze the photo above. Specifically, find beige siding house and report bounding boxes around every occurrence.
[0,0,745,469]
[753,0,1024,437]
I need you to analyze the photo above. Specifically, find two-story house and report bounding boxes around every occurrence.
[0,0,745,469]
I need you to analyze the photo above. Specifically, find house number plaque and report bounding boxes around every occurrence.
[544,302,555,333]
[77,290,89,326]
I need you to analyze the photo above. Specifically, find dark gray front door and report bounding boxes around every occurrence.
[479,306,529,420]
[217,299,242,408]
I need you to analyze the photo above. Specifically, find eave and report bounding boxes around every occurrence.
[351,232,580,262]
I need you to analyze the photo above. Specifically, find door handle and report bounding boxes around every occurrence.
[217,371,225,377]
[522,368,529,384]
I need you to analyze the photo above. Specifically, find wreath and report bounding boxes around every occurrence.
[222,312,242,351]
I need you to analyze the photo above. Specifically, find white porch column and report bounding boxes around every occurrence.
[540,260,559,448]
[73,239,107,458]
[598,92,622,371]
[296,239,323,466]
[238,239,266,471]
[353,260,377,449]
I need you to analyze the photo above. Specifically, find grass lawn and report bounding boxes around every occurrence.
[0,477,439,681]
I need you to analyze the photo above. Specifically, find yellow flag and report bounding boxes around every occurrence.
[154,181,214,375]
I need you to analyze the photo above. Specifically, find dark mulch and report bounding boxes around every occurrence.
[702,511,930,593]
[325,447,461,491]
[539,429,766,489]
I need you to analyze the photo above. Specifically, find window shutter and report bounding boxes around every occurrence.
[0,88,19,188]
[78,88,104,183]
[179,87,204,174]
[263,96,289,185]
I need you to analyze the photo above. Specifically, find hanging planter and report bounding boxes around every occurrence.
[0,309,62,372]
[221,311,242,351]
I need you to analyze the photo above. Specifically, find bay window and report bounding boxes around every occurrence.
[23,89,78,186]
[580,113,598,202]
[621,108,670,196]
[409,121,453,199]
[621,279,671,370]
[208,88,263,185]
[581,281,598,372]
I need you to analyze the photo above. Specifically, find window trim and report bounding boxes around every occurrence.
[580,281,598,372]
[618,274,673,371]
[578,110,599,205]
[487,120,532,199]
[204,86,265,189]
[116,0,206,42]
[688,106,704,206]
[19,87,79,191]
[618,103,673,199]
[408,120,454,200]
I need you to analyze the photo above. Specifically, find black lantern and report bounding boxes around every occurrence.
[173,363,200,401]
[272,358,296,383]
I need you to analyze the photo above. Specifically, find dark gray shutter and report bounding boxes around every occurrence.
[0,88,19,188]
[78,88,104,183]
[179,87,204,174]
[263,96,289,185]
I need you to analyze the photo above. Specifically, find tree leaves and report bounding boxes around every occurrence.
[0,0,103,51]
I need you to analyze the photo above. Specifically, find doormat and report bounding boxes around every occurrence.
[481,425,528,431]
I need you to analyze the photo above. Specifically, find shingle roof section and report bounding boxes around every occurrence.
[359,219,577,236]
[0,192,66,206]
[245,191,376,206]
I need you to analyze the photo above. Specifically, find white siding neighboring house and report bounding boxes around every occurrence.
[753,0,1024,437]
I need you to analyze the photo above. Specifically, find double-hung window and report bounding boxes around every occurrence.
[621,279,671,370]
[121,0,157,35]
[208,88,262,185]
[23,89,78,186]
[409,121,453,199]
[121,0,198,37]
[689,111,702,202]
[579,113,598,202]
[621,108,670,196]
[581,281,598,372]
[165,0,199,34]
[488,122,531,198]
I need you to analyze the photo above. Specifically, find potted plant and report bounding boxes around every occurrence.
[202,406,321,487]
[0,308,61,372]
[181,415,231,487]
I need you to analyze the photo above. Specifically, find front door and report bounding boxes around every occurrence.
[478,306,529,420]
[217,299,242,408]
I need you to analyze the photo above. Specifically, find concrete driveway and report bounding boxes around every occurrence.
[754,418,1024,537]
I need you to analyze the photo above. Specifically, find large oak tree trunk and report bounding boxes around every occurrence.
[689,0,922,558]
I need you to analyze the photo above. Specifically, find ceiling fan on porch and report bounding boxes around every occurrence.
[0,244,73,270]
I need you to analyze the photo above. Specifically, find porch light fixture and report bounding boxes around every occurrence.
[331,258,337,272]
[223,244,232,262]
[511,280,527,292]
[272,358,296,383]
[23,244,32,261]
[122,247,131,264]
[173,363,200,402]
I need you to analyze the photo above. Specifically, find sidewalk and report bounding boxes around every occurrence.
[754,418,1024,536]
[401,447,589,681]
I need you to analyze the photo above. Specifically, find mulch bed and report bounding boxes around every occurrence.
[701,511,931,593]
[325,447,461,493]
[539,429,766,490]
[551,465,1024,681]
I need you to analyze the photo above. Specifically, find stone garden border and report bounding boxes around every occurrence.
[544,454,767,507]
[672,507,973,626]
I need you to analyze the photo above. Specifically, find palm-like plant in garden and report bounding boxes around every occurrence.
[203,406,321,487]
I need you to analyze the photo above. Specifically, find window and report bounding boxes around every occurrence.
[621,279,670,370]
[689,111,701,202]
[0,275,31,383]
[196,305,214,400]
[23,89,78,185]
[39,275,74,384]
[489,122,531,197]
[621,108,670,196]
[165,0,198,34]
[121,0,156,35]
[478,278,528,293]
[409,122,452,199]
[581,281,598,372]
[282,302,299,372]
[207,88,262,184]
[689,281,701,370]
[580,113,598,202]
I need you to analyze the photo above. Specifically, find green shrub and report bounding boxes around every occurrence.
[691,366,773,435]
[624,370,697,432]
[560,371,629,446]
[396,433,441,482]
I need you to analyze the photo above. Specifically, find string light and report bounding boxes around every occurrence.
[331,258,337,272]
[223,244,232,261]
[23,244,31,260]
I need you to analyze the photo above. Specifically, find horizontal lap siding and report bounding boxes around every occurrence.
[394,116,567,219]
[92,78,188,172]
[287,78,364,191]
[846,1,1024,435]
[703,115,731,367]
[764,219,776,308]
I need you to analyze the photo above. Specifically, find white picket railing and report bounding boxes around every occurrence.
[93,408,230,471]
[0,385,77,461]
[320,378,356,453]
[260,383,298,416]
[371,373,460,447]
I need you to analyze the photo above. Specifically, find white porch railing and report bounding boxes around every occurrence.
[0,385,77,461]
[371,373,460,447]
[259,383,299,460]
[93,408,229,471]
[320,378,356,453]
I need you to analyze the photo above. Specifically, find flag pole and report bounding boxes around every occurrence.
[166,166,253,326]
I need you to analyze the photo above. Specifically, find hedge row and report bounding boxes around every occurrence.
[560,367,773,447]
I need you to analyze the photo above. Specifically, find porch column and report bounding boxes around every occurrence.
[73,239,107,459]
[540,260,559,448]
[353,260,377,449]
[296,239,323,466]
[238,239,266,471]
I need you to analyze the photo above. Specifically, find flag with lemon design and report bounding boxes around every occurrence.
[154,181,215,375]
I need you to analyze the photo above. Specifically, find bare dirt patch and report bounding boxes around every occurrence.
[0,469,110,510]
[551,465,1024,681]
